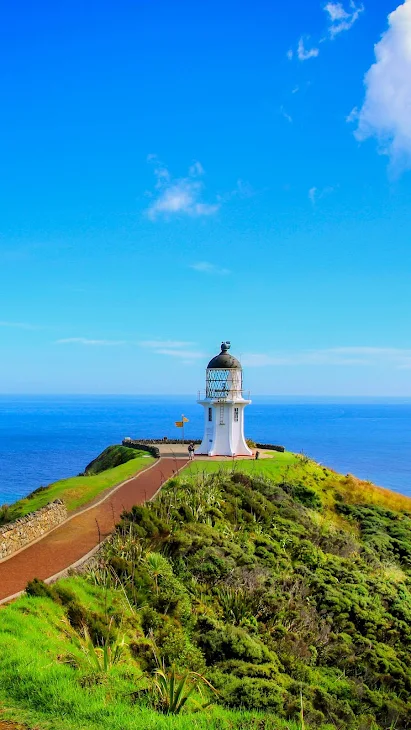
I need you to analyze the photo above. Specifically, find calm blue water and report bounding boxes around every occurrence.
[0,395,410,504]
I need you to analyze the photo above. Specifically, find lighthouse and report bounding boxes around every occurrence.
[195,342,252,457]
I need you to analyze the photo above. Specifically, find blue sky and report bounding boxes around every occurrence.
[0,0,411,395]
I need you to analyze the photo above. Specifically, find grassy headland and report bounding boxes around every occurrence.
[0,446,153,522]
[2,451,411,729]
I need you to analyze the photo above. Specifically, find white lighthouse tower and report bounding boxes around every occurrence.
[195,342,252,457]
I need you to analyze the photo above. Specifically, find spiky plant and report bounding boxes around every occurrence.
[143,647,218,715]
[71,621,125,673]
[145,551,171,594]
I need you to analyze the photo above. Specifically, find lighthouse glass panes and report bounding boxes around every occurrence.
[206,368,243,399]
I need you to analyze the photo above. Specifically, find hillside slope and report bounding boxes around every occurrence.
[1,453,411,729]
[0,446,152,522]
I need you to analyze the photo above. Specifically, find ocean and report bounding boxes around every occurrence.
[0,395,410,504]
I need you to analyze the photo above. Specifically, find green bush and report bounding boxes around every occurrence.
[210,670,284,710]
[26,577,55,600]
[195,617,272,665]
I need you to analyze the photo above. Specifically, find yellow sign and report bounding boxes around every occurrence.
[182,416,189,423]
[175,421,183,428]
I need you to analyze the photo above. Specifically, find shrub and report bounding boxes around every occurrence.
[231,472,253,487]
[216,660,280,679]
[210,670,283,710]
[26,577,55,600]
[280,482,322,510]
[195,617,272,664]
[155,625,205,671]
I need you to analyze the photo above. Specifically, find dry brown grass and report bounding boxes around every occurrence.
[337,474,411,513]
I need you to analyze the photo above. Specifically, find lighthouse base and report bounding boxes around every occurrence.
[195,398,252,458]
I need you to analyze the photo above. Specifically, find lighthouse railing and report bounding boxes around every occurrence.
[197,389,251,401]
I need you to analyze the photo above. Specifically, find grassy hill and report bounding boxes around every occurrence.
[0,446,153,523]
[1,452,411,729]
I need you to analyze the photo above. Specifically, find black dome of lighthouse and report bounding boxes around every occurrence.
[207,342,241,369]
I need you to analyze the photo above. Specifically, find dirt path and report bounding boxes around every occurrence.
[0,458,187,604]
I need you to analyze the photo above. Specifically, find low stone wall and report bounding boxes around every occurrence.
[127,438,202,444]
[255,443,285,453]
[122,441,161,458]
[0,500,68,561]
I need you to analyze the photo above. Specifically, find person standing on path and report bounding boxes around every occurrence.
[188,442,195,460]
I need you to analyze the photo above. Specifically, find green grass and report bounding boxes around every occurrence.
[185,451,299,479]
[0,580,305,730]
[186,450,411,513]
[3,451,154,519]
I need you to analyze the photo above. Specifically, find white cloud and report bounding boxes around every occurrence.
[354,0,411,173]
[308,185,335,204]
[242,347,411,368]
[297,37,320,61]
[139,340,194,349]
[146,157,220,219]
[232,179,255,199]
[139,339,204,361]
[280,106,293,123]
[325,1,364,37]
[155,348,205,360]
[189,261,231,275]
[308,187,317,204]
[346,106,359,123]
[288,2,362,68]
[0,321,39,330]
[56,338,126,346]
[189,161,204,176]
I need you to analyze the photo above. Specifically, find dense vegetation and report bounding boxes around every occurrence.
[2,453,411,729]
[84,445,144,475]
[0,446,152,523]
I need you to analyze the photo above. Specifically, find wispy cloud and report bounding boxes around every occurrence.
[145,156,220,220]
[226,179,256,200]
[346,107,359,124]
[189,261,231,276]
[56,338,126,346]
[353,0,411,174]
[155,349,205,360]
[139,340,195,349]
[297,37,319,61]
[139,339,205,361]
[280,106,293,123]
[288,2,363,63]
[0,321,40,330]
[308,187,317,204]
[242,347,411,368]
[325,1,364,38]
[308,185,335,204]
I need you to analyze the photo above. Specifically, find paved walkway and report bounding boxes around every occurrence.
[157,443,272,459]
[0,458,187,604]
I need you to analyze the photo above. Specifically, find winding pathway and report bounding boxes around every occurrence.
[0,458,187,604]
